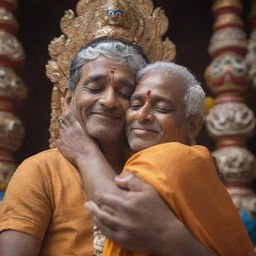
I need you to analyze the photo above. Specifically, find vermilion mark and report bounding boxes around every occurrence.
[110,68,116,82]
[147,90,152,99]
[110,68,116,74]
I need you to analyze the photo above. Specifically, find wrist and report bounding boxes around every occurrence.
[71,142,96,164]
[75,147,97,164]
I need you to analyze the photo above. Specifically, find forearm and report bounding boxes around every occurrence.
[76,149,122,203]
[160,220,216,256]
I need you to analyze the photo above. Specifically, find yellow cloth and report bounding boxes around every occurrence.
[103,142,254,256]
[0,149,93,255]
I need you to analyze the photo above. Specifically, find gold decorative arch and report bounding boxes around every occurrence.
[46,0,176,147]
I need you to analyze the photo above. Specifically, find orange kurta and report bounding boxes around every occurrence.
[103,142,254,256]
[0,149,93,255]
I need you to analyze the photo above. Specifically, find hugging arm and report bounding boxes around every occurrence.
[58,113,123,201]
[58,115,215,256]
[87,174,216,256]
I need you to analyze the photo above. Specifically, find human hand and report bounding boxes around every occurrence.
[57,112,98,166]
[86,172,182,255]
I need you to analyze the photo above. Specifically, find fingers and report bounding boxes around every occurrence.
[65,110,77,124]
[58,112,83,135]
[62,115,71,127]
[115,170,153,192]
[95,192,126,210]
[114,171,133,190]
[100,205,116,216]
[85,201,119,232]
[62,112,75,127]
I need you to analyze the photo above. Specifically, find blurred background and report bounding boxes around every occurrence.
[14,0,254,162]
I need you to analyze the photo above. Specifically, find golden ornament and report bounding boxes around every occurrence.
[46,0,176,148]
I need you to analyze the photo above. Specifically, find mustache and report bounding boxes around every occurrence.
[128,121,161,132]
[89,105,123,118]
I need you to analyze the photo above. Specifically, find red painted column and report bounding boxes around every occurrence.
[0,0,26,200]
[205,0,256,218]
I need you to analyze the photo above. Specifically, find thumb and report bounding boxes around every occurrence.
[115,170,148,192]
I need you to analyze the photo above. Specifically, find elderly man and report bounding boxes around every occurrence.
[0,39,214,256]
[58,61,254,255]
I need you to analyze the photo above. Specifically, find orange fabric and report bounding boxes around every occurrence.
[103,142,254,256]
[0,149,93,256]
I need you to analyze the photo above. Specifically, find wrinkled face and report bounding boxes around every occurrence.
[126,70,194,153]
[69,55,136,142]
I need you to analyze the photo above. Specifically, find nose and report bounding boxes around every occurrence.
[135,103,154,122]
[99,87,117,109]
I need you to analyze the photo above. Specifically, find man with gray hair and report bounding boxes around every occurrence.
[58,60,254,255]
[0,38,218,256]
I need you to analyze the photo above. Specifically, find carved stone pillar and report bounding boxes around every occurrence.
[205,0,256,216]
[246,0,256,88]
[0,0,26,201]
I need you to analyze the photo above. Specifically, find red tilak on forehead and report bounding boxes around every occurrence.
[110,68,116,82]
[147,90,152,98]
[110,68,116,74]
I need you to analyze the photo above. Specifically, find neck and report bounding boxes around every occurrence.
[97,139,124,174]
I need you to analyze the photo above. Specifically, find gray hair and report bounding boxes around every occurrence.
[69,38,148,91]
[137,62,205,117]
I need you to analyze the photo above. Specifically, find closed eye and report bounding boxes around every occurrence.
[116,92,131,99]
[116,87,134,100]
[87,88,103,93]
[82,83,104,93]
[155,107,172,113]
[130,103,144,110]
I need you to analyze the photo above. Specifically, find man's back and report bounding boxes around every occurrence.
[0,149,93,255]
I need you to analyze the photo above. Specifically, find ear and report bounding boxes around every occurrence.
[187,114,204,145]
[63,89,73,115]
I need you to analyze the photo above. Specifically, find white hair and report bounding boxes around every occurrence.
[69,38,148,91]
[137,62,205,117]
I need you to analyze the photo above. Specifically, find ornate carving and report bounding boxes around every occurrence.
[46,60,63,84]
[246,29,256,88]
[212,146,256,183]
[49,86,63,148]
[205,52,248,95]
[208,27,247,57]
[212,0,243,15]
[48,35,66,59]
[47,0,176,78]
[0,30,24,63]
[227,187,255,211]
[0,8,17,33]
[206,4,256,244]
[0,111,24,152]
[0,0,25,196]
[0,67,26,100]
[206,102,256,139]
[213,13,243,31]
[47,0,176,147]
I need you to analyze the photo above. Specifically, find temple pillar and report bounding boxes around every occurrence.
[246,0,256,88]
[205,0,256,219]
[0,0,26,201]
